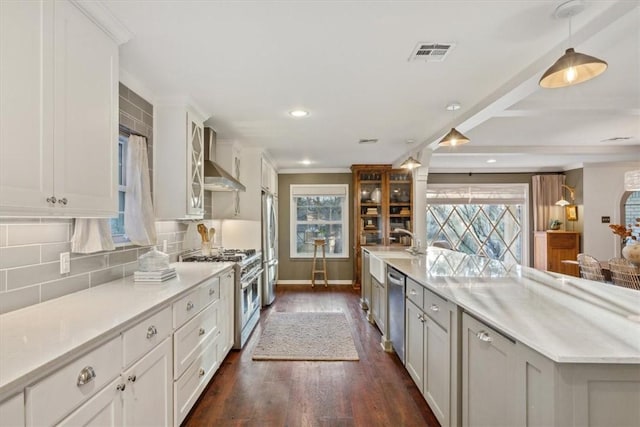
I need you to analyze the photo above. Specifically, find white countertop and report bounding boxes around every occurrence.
[0,262,234,398]
[366,247,640,364]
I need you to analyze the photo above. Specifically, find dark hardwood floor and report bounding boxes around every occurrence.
[183,285,439,427]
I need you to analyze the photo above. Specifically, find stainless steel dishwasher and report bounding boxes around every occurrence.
[387,266,406,364]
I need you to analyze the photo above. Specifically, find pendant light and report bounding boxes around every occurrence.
[539,0,607,89]
[439,102,470,147]
[400,156,422,170]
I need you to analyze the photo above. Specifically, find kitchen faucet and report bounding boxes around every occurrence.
[393,228,424,255]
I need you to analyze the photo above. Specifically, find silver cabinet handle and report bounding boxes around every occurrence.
[476,331,492,342]
[186,301,194,311]
[198,368,205,377]
[46,196,57,204]
[209,288,215,296]
[57,197,68,206]
[198,327,205,336]
[430,304,440,312]
[116,383,126,391]
[146,325,158,339]
[127,375,137,383]
[417,313,425,323]
[77,366,96,386]
[409,289,417,296]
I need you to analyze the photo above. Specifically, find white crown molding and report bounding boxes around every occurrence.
[277,280,352,285]
[279,168,351,174]
[70,0,133,45]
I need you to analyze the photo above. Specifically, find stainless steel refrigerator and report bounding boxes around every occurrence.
[262,191,278,306]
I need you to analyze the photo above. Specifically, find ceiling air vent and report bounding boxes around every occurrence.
[409,42,456,62]
[358,138,378,144]
[601,136,632,142]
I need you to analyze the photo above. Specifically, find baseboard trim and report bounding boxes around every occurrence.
[277,280,353,285]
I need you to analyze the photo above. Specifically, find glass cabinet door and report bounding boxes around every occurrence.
[358,169,384,246]
[388,170,412,246]
[187,114,204,216]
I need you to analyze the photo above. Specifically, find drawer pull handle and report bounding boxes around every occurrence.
[476,331,492,343]
[199,327,206,336]
[417,314,425,323]
[198,368,206,377]
[128,375,137,383]
[77,366,96,386]
[186,301,195,311]
[146,325,158,339]
[46,196,57,204]
[430,304,440,312]
[409,289,417,296]
[116,383,126,391]
[57,197,68,206]
[209,288,216,296]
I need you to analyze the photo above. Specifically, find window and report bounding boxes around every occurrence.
[110,134,128,243]
[425,184,529,264]
[290,184,349,258]
[623,190,640,240]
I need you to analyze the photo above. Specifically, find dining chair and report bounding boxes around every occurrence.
[608,257,640,290]
[577,253,606,282]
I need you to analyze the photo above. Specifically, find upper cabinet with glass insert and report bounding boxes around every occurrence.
[155,104,205,219]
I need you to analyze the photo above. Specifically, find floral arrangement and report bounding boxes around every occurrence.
[609,217,640,241]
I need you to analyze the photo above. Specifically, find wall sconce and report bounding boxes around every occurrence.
[556,184,578,222]
[555,184,575,206]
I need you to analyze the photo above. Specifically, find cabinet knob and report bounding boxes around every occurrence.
[209,288,216,296]
[186,301,194,311]
[46,196,57,204]
[417,314,425,323]
[57,197,68,206]
[76,366,96,386]
[409,289,417,296]
[476,330,492,343]
[127,375,137,383]
[116,383,126,391]
[429,304,440,312]
[198,368,206,377]
[198,327,206,336]
[146,325,158,339]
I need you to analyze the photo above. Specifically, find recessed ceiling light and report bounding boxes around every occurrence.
[289,110,309,118]
[446,102,461,111]
[487,159,497,163]
[301,159,312,165]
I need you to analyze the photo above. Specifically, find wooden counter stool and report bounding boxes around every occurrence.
[311,239,328,287]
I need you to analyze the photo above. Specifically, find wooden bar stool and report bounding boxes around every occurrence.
[311,239,328,287]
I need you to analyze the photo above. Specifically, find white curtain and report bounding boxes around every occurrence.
[125,135,157,246]
[71,219,115,253]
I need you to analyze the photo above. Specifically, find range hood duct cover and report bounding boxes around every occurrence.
[203,127,246,192]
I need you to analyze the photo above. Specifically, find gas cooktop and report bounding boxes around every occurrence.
[180,248,259,264]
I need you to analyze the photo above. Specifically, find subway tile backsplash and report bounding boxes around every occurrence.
[0,219,205,314]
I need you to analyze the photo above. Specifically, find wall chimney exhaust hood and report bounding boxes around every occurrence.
[203,127,246,192]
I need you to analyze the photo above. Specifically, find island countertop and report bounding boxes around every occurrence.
[0,262,234,399]
[365,247,640,364]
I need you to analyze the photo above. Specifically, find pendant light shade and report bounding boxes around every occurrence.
[400,156,422,170]
[625,170,640,191]
[438,128,470,147]
[539,48,607,88]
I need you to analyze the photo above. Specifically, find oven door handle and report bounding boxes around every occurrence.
[241,268,264,289]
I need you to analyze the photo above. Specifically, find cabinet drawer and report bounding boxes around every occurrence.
[26,335,122,426]
[406,278,424,309]
[122,305,172,368]
[424,287,449,331]
[0,392,24,427]
[174,332,220,426]
[548,233,577,248]
[173,276,220,328]
[174,300,220,379]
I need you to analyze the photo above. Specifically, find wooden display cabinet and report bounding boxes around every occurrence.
[351,164,413,288]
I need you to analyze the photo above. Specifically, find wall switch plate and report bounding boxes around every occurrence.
[601,216,611,223]
[60,252,70,274]
[162,239,168,252]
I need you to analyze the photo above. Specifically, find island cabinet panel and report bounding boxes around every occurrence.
[405,300,425,392]
[57,377,122,427]
[0,392,25,427]
[534,231,580,277]
[360,249,372,312]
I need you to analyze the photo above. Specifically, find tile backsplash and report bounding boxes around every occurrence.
[0,218,215,314]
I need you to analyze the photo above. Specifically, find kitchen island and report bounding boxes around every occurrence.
[364,246,640,427]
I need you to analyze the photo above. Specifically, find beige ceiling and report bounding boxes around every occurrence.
[104,0,640,173]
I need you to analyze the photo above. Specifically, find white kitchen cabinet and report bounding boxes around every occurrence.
[122,337,173,427]
[57,377,123,427]
[405,299,425,392]
[0,0,118,217]
[217,270,235,361]
[371,276,385,333]
[155,104,205,219]
[360,249,372,314]
[261,156,278,196]
[462,313,517,427]
[0,392,24,427]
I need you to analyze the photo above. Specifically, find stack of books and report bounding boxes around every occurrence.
[134,267,176,282]
[366,208,378,215]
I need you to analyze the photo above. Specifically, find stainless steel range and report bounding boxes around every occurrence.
[180,248,263,350]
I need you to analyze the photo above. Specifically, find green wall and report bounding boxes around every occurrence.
[278,173,354,282]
